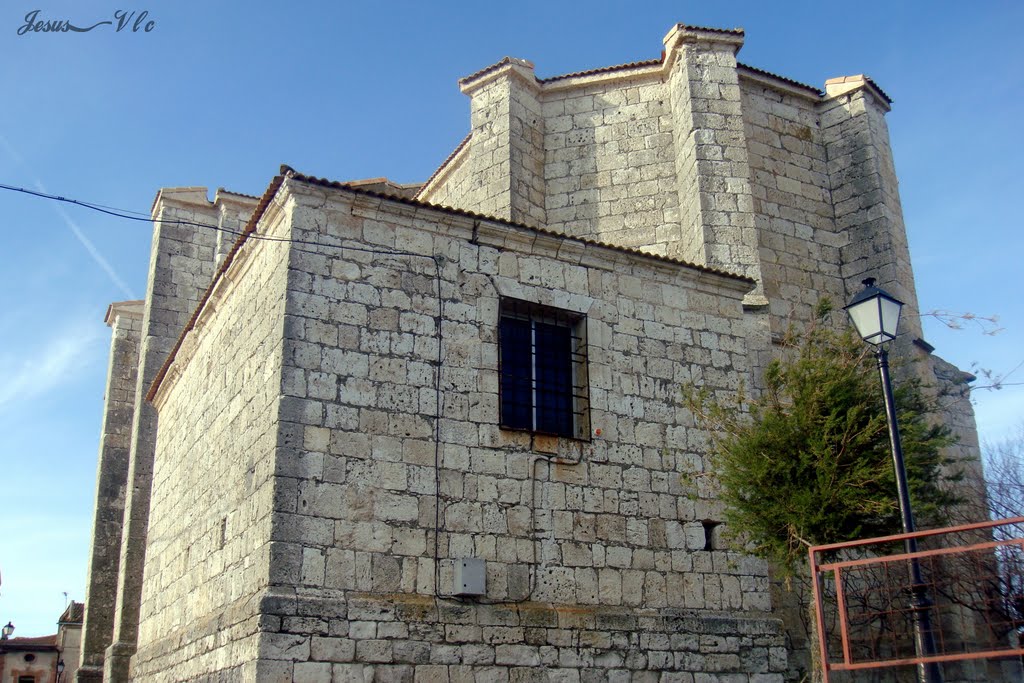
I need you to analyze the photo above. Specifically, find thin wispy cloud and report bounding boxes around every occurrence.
[0,323,104,412]
[41,184,137,298]
[0,134,136,299]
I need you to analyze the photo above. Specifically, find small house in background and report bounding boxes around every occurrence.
[0,634,58,683]
[0,601,82,683]
[55,603,82,683]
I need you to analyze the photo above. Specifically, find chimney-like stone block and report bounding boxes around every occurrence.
[822,82,922,339]
[665,25,766,302]
[214,190,259,267]
[459,59,546,225]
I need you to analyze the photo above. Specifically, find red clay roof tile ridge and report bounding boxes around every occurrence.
[215,187,261,200]
[414,132,473,200]
[737,63,823,96]
[458,57,536,86]
[59,601,85,624]
[672,24,745,36]
[863,76,893,104]
[3,634,58,647]
[539,58,664,84]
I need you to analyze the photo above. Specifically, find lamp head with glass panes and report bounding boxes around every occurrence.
[845,278,904,345]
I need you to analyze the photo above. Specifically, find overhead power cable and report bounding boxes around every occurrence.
[0,182,433,258]
[1,182,248,236]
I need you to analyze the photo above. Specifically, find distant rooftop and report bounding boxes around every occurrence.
[59,600,84,625]
[0,634,58,651]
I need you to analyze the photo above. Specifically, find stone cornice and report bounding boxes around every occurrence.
[824,74,893,112]
[150,186,212,216]
[459,58,539,96]
[662,24,746,56]
[104,300,144,326]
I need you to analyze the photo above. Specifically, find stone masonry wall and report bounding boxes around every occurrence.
[214,190,260,267]
[740,80,846,333]
[668,53,707,270]
[245,180,785,681]
[423,63,684,252]
[78,302,143,682]
[924,352,1000,683]
[419,30,926,333]
[132,199,292,680]
[542,74,679,252]
[928,353,988,522]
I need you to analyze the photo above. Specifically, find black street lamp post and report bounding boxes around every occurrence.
[845,278,943,683]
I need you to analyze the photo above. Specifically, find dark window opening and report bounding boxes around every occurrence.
[702,520,721,551]
[499,299,588,439]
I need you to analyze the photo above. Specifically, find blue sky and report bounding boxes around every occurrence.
[1,1,1021,637]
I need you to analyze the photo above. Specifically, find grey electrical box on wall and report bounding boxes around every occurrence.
[454,558,486,596]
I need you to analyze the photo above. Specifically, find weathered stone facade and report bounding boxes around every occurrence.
[80,22,985,682]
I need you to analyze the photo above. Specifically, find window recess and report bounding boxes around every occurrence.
[498,298,589,439]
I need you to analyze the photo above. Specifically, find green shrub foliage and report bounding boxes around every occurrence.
[687,300,960,574]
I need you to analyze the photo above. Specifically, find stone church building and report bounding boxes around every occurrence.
[78,23,981,682]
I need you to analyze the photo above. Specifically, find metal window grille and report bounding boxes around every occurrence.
[498,298,589,439]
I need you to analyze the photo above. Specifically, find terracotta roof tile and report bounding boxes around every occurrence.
[672,23,745,36]
[539,58,663,84]
[458,57,534,86]
[737,63,823,96]
[1,634,58,651]
[215,188,261,201]
[864,77,893,104]
[59,601,84,624]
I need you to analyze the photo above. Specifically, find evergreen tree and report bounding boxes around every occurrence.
[687,300,961,575]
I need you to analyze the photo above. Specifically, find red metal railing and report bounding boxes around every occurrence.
[809,517,1024,681]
